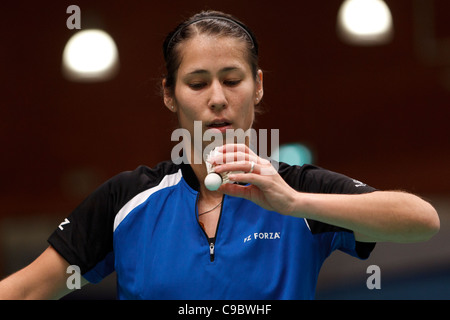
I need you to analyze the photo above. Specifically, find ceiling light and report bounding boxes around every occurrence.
[62,29,119,82]
[337,0,394,45]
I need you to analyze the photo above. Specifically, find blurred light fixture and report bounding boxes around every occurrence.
[271,143,314,166]
[62,29,119,82]
[337,0,393,45]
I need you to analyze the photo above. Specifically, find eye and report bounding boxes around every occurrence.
[223,79,241,87]
[188,82,207,90]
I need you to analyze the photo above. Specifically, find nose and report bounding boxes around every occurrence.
[208,80,227,111]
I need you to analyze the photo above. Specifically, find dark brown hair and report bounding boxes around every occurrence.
[162,10,259,95]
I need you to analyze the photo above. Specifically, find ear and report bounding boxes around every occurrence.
[255,69,264,104]
[162,78,176,112]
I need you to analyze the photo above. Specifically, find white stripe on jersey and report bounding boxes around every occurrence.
[113,169,182,232]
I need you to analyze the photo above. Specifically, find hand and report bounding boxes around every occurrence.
[210,144,298,215]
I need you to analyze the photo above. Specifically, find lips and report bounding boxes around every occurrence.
[206,119,233,133]
[206,119,232,128]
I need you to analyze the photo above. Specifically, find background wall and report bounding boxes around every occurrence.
[1,0,449,299]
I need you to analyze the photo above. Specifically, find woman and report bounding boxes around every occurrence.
[0,10,439,300]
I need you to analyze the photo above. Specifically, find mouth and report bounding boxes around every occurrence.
[206,119,233,131]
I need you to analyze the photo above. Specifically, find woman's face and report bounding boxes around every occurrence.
[165,34,263,152]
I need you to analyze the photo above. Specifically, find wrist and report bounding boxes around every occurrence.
[286,190,308,218]
[289,191,320,221]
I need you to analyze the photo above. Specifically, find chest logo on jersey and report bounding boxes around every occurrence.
[243,232,281,243]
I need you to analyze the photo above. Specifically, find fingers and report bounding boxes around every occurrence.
[207,143,276,178]
[213,160,259,175]
[249,161,255,173]
[216,143,252,154]
[218,182,254,200]
[213,157,276,177]
[209,144,271,166]
[209,151,258,166]
[209,144,256,164]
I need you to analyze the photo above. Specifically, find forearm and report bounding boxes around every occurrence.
[290,190,440,243]
[0,272,26,299]
[0,268,52,300]
[0,246,86,300]
[212,146,440,243]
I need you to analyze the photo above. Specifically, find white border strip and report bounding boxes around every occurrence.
[113,169,182,232]
[303,218,311,231]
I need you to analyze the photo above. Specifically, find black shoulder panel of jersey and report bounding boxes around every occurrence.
[278,162,377,257]
[278,162,377,234]
[48,161,179,274]
[278,163,377,195]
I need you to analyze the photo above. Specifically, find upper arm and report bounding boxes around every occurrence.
[0,245,88,300]
[354,231,379,243]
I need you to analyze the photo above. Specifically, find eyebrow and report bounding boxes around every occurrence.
[186,66,240,76]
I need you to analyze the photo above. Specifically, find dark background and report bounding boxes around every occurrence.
[1,0,449,299]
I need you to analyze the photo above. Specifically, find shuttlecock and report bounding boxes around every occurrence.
[204,172,222,191]
[204,147,241,191]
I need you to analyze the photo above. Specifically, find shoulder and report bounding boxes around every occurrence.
[68,161,181,220]
[277,162,377,194]
[105,161,180,197]
[112,161,180,186]
[47,160,181,276]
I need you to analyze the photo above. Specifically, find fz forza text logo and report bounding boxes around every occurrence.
[243,232,281,243]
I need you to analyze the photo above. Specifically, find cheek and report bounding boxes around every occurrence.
[174,97,206,136]
[233,97,255,129]
[244,105,255,127]
[177,107,197,131]
[174,88,198,119]
[237,88,256,123]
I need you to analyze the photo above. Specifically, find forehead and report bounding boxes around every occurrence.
[177,34,251,75]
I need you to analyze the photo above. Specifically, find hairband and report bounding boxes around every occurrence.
[164,16,257,59]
